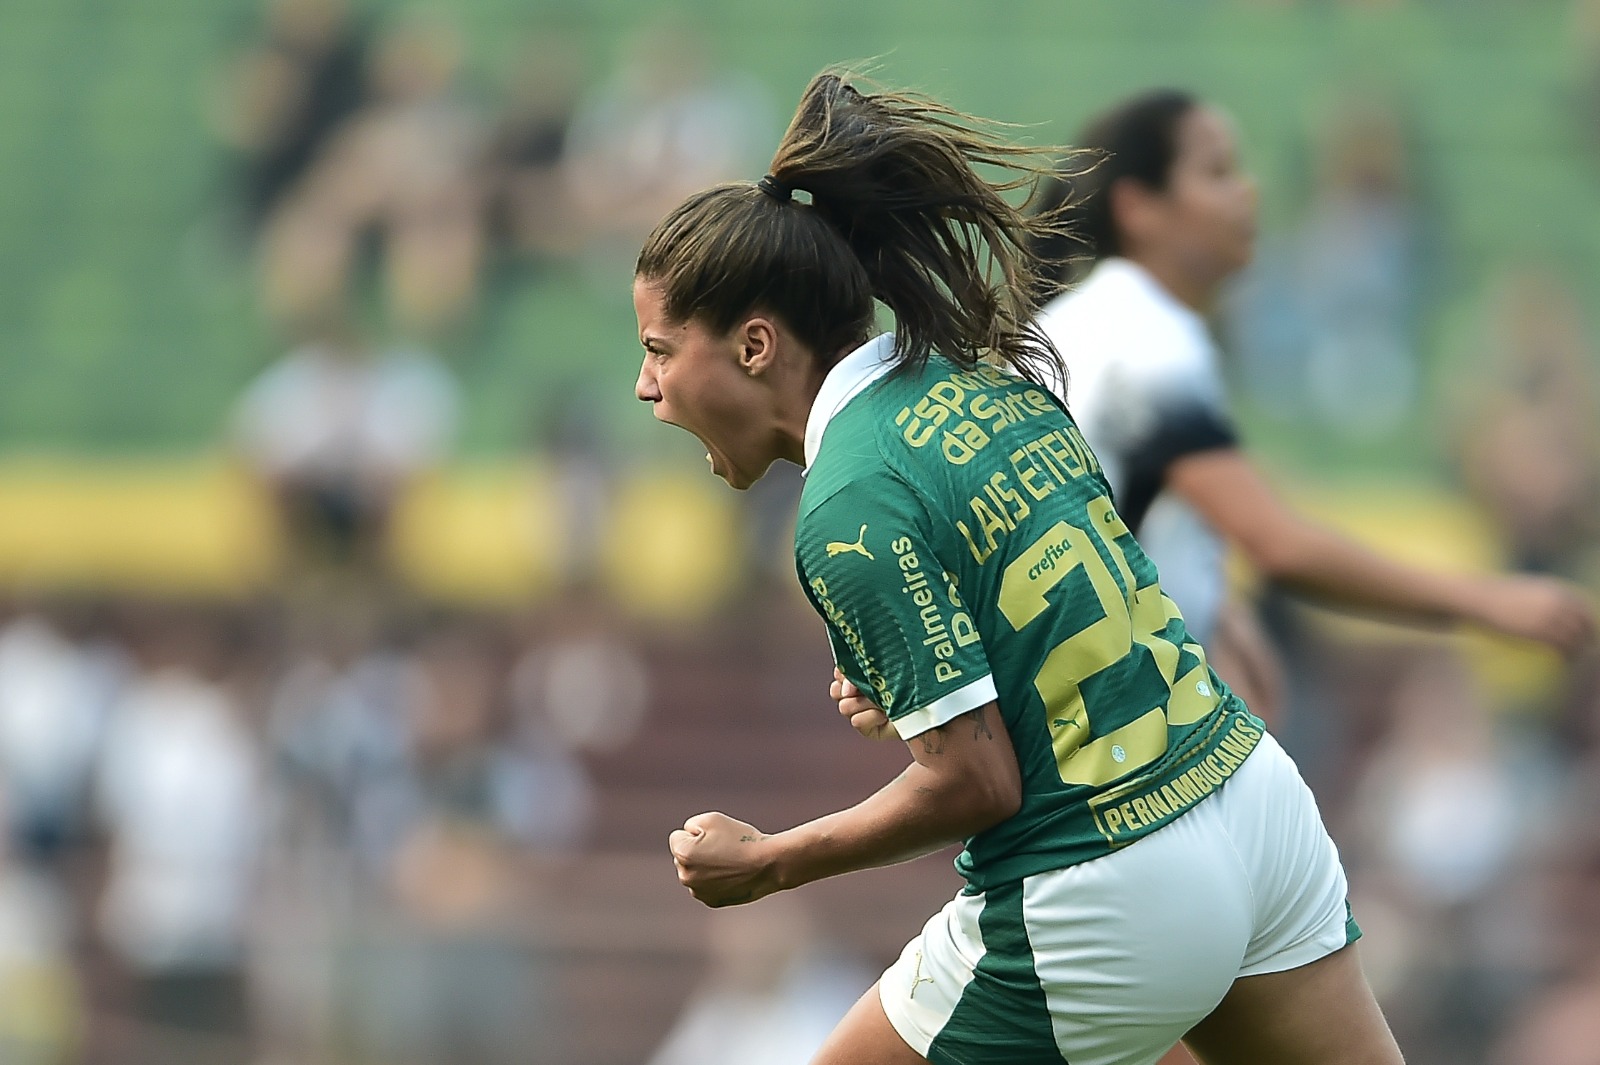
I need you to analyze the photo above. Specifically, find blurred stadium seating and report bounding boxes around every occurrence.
[0,0,1595,454]
[1,6,1598,1065]
[1,0,1596,605]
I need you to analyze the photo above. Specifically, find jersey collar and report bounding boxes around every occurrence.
[802,333,897,471]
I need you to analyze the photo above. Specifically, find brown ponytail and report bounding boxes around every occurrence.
[636,69,1079,386]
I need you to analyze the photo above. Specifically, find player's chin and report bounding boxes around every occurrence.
[681,430,749,489]
[712,451,774,491]
[718,466,760,491]
[1229,228,1257,271]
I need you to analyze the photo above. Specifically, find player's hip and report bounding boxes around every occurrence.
[878,731,1357,1065]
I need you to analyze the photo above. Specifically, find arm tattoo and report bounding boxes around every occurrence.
[919,730,947,755]
[972,706,994,741]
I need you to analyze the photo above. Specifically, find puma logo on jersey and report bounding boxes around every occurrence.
[908,950,935,998]
[826,525,875,560]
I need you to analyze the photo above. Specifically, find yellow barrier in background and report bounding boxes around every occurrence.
[0,458,279,595]
[1278,482,1563,709]
[0,460,1569,701]
[0,460,1570,704]
[0,459,741,619]
[388,464,568,605]
[594,471,739,621]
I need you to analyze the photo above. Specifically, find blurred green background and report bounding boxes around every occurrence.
[3,0,1595,471]
[1,6,1598,1065]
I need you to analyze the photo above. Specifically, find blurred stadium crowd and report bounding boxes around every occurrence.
[4,1,1600,1064]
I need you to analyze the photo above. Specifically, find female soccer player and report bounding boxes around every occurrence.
[1026,90,1593,713]
[635,71,1408,1065]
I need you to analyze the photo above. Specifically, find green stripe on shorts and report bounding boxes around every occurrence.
[927,880,1065,1065]
[1344,898,1363,947]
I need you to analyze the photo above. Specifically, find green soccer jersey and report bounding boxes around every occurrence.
[795,335,1265,891]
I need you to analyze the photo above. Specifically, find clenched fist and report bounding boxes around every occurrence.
[669,812,781,908]
[831,667,893,740]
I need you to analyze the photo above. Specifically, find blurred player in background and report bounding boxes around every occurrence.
[1028,89,1595,719]
[633,69,1422,1065]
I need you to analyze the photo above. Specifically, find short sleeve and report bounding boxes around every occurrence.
[796,473,996,739]
[1102,337,1239,531]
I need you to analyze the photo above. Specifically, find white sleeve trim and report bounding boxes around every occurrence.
[891,674,999,740]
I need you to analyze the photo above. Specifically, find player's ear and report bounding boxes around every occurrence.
[736,315,780,377]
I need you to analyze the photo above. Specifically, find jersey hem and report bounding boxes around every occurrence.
[891,675,998,739]
[954,707,1266,892]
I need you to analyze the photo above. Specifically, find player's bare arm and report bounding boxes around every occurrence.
[1167,447,1596,654]
[669,701,1019,908]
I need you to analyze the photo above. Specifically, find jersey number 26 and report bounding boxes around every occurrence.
[998,497,1222,787]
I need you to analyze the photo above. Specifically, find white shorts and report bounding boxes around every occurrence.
[879,731,1357,1065]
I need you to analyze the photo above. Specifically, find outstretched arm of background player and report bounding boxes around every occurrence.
[669,701,1020,907]
[1166,448,1597,654]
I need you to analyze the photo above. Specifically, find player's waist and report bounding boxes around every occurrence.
[955,706,1265,891]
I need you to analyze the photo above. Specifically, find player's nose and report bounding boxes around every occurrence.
[636,358,662,403]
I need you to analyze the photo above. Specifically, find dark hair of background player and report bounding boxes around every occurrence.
[635,70,1076,385]
[1029,88,1199,301]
